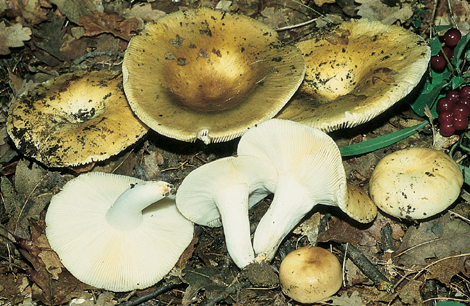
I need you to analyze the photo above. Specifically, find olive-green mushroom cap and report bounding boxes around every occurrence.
[7,70,148,167]
[122,8,306,144]
[277,19,430,132]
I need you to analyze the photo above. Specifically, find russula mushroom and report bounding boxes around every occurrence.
[45,172,194,292]
[276,19,430,132]
[7,70,148,167]
[369,147,463,219]
[176,155,278,268]
[122,8,306,144]
[279,246,342,303]
[237,119,376,261]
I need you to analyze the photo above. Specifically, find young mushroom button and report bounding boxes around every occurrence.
[369,147,463,219]
[279,246,343,303]
[237,119,377,261]
[176,155,278,268]
[45,172,194,292]
[276,19,431,132]
[122,8,306,144]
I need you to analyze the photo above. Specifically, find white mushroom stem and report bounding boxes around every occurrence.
[214,184,255,268]
[253,174,337,262]
[106,181,175,231]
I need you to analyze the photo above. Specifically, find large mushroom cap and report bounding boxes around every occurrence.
[369,147,463,219]
[277,19,430,132]
[122,8,306,144]
[46,172,194,292]
[7,70,148,167]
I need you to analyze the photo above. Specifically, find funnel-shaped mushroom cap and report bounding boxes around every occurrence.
[277,19,430,132]
[176,155,278,268]
[45,172,194,292]
[238,119,376,260]
[369,147,463,219]
[122,8,306,144]
[7,70,148,167]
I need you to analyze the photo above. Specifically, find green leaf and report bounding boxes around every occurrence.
[457,164,470,186]
[340,121,428,156]
[430,37,441,56]
[452,32,470,73]
[435,25,453,33]
[436,301,467,306]
[410,77,447,116]
[452,76,465,89]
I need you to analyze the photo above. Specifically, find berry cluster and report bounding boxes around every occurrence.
[437,86,470,136]
[431,28,462,72]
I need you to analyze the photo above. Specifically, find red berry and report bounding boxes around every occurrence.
[454,116,468,130]
[443,28,462,47]
[438,110,454,124]
[453,102,470,117]
[440,122,455,136]
[446,90,460,102]
[460,86,470,99]
[437,97,455,112]
[459,97,470,105]
[431,53,447,71]
[442,46,454,60]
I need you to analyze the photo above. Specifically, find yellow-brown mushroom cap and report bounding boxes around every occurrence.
[277,19,430,132]
[7,70,148,167]
[122,8,306,144]
[369,147,463,219]
[279,246,342,303]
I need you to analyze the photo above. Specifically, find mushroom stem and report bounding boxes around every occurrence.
[253,175,314,261]
[214,184,255,268]
[106,181,175,231]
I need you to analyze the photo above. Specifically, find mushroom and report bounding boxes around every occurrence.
[45,172,194,292]
[279,246,343,303]
[7,70,148,167]
[369,147,463,219]
[122,8,306,144]
[176,155,278,268]
[276,19,430,132]
[237,119,376,261]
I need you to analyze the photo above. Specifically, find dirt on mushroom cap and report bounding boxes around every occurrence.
[276,19,431,132]
[122,8,306,144]
[7,70,148,167]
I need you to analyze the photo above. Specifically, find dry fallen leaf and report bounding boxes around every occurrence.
[355,0,413,24]
[260,7,287,29]
[0,22,32,55]
[79,12,139,41]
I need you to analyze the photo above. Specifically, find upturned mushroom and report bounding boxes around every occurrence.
[237,119,376,261]
[122,8,306,144]
[7,70,148,167]
[279,246,342,303]
[369,147,463,219]
[276,19,430,132]
[176,155,278,268]
[45,172,194,292]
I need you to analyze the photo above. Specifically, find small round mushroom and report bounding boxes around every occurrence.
[7,70,148,167]
[369,147,463,219]
[279,246,342,303]
[45,172,194,292]
[276,19,430,132]
[237,119,376,261]
[122,8,306,144]
[176,155,278,268]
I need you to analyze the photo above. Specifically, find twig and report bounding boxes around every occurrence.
[118,282,179,306]
[200,281,251,306]
[276,18,319,32]
[73,51,124,65]
[336,243,391,288]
